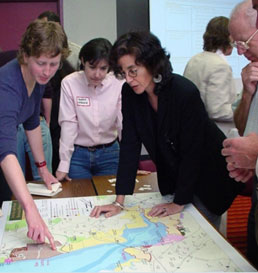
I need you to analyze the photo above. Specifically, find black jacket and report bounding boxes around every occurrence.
[116,73,243,215]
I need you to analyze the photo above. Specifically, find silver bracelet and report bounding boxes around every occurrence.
[112,201,124,210]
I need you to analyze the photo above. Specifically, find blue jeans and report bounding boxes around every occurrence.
[16,118,53,180]
[68,141,120,179]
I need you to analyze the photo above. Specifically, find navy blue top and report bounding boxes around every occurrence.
[0,59,45,162]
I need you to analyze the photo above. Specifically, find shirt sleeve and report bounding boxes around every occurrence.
[0,83,19,162]
[116,83,123,141]
[57,78,79,173]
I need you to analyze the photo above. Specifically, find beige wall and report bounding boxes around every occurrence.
[63,0,117,47]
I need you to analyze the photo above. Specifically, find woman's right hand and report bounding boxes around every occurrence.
[25,204,56,250]
[90,204,122,218]
[55,170,71,181]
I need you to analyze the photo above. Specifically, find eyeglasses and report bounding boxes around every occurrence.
[232,29,258,51]
[118,68,138,79]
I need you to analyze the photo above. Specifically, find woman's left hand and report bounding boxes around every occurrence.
[148,202,184,217]
[37,166,59,190]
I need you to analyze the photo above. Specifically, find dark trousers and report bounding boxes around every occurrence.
[247,176,258,270]
[0,167,12,207]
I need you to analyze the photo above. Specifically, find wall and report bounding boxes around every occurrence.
[0,1,59,51]
[63,0,117,47]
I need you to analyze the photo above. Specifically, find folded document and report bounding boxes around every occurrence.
[27,182,62,197]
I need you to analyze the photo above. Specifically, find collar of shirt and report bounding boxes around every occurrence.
[83,71,114,88]
[215,49,228,63]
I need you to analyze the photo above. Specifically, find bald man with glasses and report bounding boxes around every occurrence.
[222,0,258,268]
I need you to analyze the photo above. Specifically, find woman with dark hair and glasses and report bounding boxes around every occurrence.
[184,16,237,125]
[55,38,124,181]
[90,31,249,229]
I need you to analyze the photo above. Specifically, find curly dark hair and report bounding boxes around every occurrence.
[110,31,172,94]
[203,16,231,52]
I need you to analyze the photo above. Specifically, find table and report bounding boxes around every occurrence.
[92,172,159,195]
[1,191,256,272]
[4,173,257,272]
[12,179,97,200]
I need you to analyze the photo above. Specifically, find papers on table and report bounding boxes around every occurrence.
[27,182,62,197]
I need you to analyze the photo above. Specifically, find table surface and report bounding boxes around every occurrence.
[24,178,97,199]
[7,173,256,271]
[92,172,159,195]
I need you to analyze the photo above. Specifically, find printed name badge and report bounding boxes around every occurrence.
[77,97,90,106]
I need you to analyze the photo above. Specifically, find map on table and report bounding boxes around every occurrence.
[0,192,255,272]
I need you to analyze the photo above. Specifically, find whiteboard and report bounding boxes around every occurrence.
[149,0,249,88]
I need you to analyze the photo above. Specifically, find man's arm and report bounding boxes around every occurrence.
[222,133,258,169]
[234,92,253,135]
[234,62,258,135]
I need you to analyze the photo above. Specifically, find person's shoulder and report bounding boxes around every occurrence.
[0,59,21,82]
[202,51,229,64]
[105,72,125,88]
[187,52,203,62]
[167,73,200,97]
[62,70,82,83]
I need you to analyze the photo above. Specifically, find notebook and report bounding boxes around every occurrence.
[27,182,62,197]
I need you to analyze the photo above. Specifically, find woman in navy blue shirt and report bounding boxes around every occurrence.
[0,19,69,249]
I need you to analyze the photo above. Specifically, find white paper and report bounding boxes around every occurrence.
[27,182,62,197]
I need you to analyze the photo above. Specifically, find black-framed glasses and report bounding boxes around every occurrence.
[231,29,258,52]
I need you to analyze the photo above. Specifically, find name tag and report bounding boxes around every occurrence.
[77,97,90,106]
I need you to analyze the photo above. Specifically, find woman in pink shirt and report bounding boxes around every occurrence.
[56,38,124,180]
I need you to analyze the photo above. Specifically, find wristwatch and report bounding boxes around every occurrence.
[35,161,47,168]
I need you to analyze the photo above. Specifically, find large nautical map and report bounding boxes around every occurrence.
[0,192,255,272]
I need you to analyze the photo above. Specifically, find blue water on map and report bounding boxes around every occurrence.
[0,213,167,272]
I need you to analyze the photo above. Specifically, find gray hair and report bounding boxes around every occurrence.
[230,0,256,28]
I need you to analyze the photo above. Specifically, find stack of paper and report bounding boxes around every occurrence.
[27,182,62,197]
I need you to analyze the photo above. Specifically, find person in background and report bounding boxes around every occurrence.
[184,16,237,132]
[221,0,258,268]
[90,31,246,230]
[56,38,124,180]
[48,60,75,174]
[38,10,81,71]
[0,19,69,248]
[38,10,78,173]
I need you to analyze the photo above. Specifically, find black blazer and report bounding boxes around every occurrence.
[116,73,243,215]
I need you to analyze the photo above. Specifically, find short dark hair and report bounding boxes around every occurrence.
[79,38,112,67]
[203,16,231,52]
[110,31,172,93]
[38,10,61,23]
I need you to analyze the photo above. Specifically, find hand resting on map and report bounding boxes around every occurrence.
[90,201,184,218]
[90,203,122,218]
